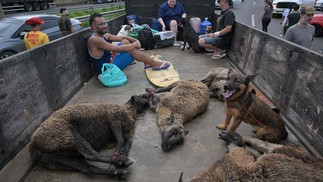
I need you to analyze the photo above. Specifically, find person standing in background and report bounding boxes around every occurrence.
[157,0,187,47]
[283,3,301,36]
[285,6,315,49]
[280,3,293,36]
[259,0,273,32]
[24,17,49,49]
[58,8,74,36]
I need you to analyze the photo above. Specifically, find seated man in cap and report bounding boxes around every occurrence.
[24,17,49,49]
[58,8,74,36]
[284,6,315,48]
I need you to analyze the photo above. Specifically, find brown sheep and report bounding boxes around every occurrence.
[146,80,209,151]
[201,67,233,101]
[187,131,323,182]
[29,95,149,179]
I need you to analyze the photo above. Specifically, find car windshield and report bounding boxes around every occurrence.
[0,19,23,38]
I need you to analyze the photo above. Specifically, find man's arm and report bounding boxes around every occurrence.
[89,35,140,53]
[108,34,137,43]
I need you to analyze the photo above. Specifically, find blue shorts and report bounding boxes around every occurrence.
[200,35,227,49]
[113,52,134,70]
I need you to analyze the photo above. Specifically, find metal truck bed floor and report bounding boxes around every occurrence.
[23,47,300,182]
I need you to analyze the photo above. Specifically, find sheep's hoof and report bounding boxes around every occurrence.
[114,169,128,179]
[111,152,134,168]
[218,131,243,146]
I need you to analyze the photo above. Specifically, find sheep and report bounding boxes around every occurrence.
[201,67,233,101]
[29,94,149,179]
[187,131,323,182]
[146,80,209,151]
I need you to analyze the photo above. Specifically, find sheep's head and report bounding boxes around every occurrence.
[130,95,149,114]
[161,113,189,151]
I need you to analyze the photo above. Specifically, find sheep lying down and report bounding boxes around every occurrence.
[185,131,323,182]
[146,80,209,151]
[29,95,149,179]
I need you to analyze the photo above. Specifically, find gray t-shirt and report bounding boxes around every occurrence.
[284,24,315,48]
[263,6,273,19]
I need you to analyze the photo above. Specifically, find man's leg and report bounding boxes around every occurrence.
[120,39,170,69]
[198,37,226,58]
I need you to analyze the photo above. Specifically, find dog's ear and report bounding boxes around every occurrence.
[245,74,257,84]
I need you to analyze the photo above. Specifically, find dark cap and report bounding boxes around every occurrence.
[60,8,67,14]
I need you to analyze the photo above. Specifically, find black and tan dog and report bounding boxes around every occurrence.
[178,18,209,53]
[218,74,288,143]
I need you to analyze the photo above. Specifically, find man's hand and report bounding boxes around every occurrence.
[162,25,166,31]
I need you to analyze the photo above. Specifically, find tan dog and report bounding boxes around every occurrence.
[201,67,233,101]
[218,74,288,143]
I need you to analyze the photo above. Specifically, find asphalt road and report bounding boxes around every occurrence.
[216,0,323,53]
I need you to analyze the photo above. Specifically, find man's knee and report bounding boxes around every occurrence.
[198,38,205,46]
[170,20,178,27]
[121,39,131,44]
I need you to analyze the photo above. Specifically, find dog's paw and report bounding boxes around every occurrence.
[216,123,227,130]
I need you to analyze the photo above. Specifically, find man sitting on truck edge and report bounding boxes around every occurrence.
[87,13,170,75]
[198,0,235,60]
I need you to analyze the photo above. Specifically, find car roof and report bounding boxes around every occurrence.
[5,14,60,21]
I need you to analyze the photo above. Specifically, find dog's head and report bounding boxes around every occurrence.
[223,74,257,100]
[160,113,189,151]
[178,17,189,28]
[117,25,132,36]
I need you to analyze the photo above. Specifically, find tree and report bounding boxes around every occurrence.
[0,3,5,20]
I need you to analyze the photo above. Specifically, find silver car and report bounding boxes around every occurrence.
[0,14,83,60]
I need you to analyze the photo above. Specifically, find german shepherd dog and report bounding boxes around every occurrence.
[218,74,288,143]
[178,18,209,53]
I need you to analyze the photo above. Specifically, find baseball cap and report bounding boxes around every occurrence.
[301,6,314,15]
[60,8,67,14]
[25,17,45,25]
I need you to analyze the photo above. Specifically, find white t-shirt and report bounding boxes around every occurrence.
[282,9,291,26]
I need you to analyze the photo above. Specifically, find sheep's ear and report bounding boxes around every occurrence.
[169,112,175,124]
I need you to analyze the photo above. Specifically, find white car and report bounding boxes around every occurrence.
[315,0,323,10]
[215,0,242,9]
[272,0,315,17]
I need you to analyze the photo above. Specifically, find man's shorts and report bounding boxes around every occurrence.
[113,52,134,71]
[200,35,227,49]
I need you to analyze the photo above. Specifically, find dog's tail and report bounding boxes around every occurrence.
[178,172,184,182]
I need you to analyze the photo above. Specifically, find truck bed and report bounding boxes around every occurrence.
[21,47,301,182]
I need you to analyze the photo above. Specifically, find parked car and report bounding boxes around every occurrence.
[315,0,323,10]
[0,14,83,60]
[272,0,315,17]
[311,14,323,36]
[215,0,241,9]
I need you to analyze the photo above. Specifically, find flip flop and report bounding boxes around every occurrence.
[144,65,152,69]
[152,62,171,71]
[211,53,226,60]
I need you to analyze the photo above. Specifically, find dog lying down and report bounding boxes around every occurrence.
[179,131,323,182]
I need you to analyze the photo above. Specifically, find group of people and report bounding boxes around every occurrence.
[22,0,317,79]
[258,0,315,49]
[23,8,74,50]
